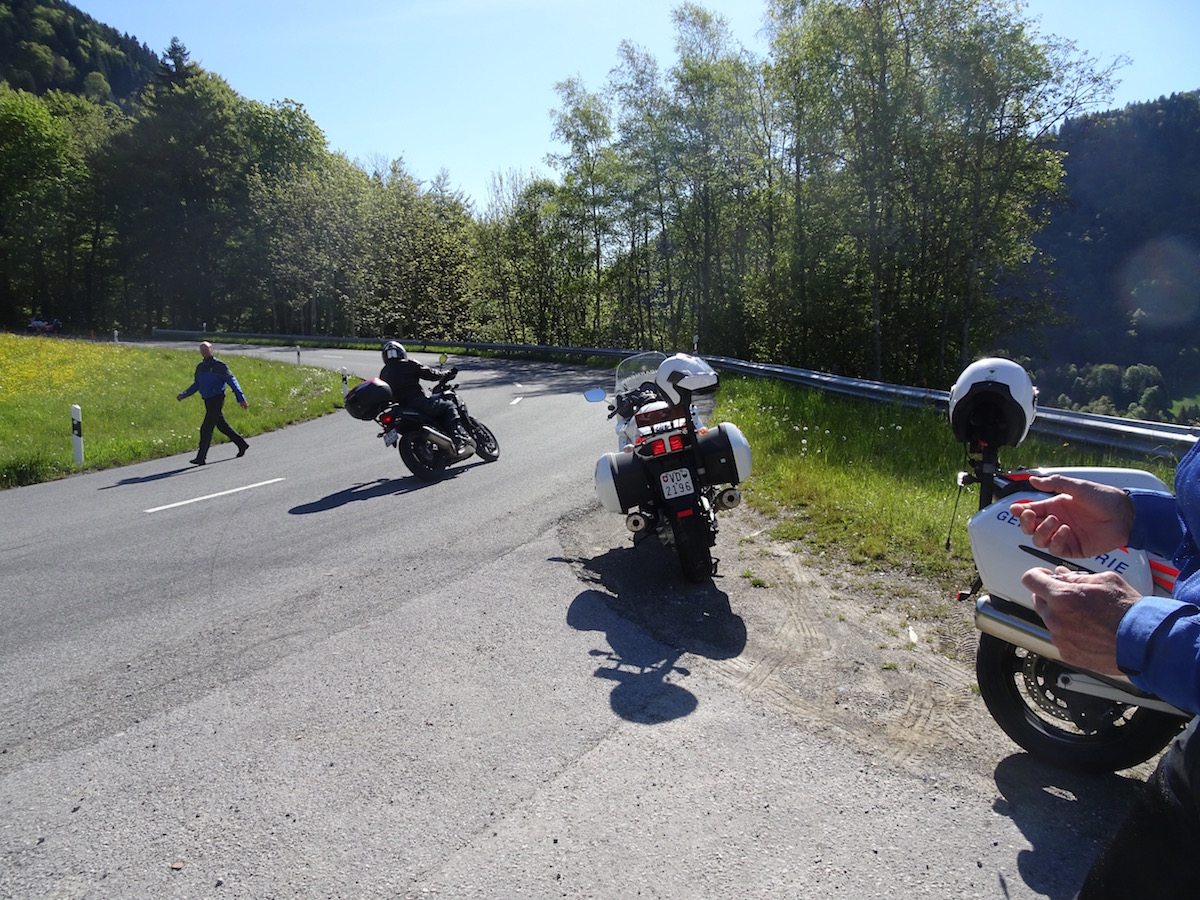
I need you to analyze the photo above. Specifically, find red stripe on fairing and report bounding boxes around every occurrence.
[1151,558,1179,593]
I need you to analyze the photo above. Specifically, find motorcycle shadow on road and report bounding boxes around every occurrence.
[562,538,747,724]
[990,752,1146,898]
[288,477,430,514]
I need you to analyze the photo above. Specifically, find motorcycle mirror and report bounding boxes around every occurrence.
[584,388,607,403]
[439,352,448,365]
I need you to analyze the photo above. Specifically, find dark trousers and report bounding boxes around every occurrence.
[197,394,247,461]
[401,392,461,436]
[1079,716,1200,898]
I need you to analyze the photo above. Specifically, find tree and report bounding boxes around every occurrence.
[0,86,72,325]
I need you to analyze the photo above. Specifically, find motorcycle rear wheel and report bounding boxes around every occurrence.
[670,514,714,582]
[975,633,1185,772]
[468,416,500,462]
[399,433,448,481]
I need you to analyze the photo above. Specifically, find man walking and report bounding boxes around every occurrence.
[177,341,249,465]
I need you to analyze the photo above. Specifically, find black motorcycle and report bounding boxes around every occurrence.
[345,368,499,481]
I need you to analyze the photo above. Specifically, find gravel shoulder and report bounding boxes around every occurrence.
[557,502,1159,893]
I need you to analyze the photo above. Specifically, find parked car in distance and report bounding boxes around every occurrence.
[26,317,62,334]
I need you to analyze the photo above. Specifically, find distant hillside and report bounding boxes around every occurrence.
[0,0,159,107]
[1030,91,1200,410]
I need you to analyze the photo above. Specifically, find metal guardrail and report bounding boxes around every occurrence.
[706,356,1199,457]
[152,329,1199,456]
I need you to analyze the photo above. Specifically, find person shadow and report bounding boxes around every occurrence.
[990,752,1147,898]
[562,536,747,723]
[99,466,198,488]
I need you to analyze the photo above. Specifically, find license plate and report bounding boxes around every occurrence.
[660,467,694,499]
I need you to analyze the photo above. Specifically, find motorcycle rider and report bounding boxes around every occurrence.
[377,341,474,453]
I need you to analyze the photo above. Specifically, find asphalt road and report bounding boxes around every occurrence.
[0,347,1140,898]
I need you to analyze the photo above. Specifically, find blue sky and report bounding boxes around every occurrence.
[74,1,1200,208]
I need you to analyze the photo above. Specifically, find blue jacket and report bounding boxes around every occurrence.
[1119,441,1200,715]
[180,357,246,403]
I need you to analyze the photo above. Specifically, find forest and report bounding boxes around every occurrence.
[2,0,1198,418]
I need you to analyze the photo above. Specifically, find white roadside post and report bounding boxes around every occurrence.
[296,346,301,364]
[71,405,83,465]
[341,367,349,397]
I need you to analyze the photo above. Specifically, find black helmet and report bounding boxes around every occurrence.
[382,341,406,363]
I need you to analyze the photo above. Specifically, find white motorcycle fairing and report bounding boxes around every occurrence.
[969,466,1176,610]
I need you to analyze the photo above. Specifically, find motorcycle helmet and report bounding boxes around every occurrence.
[382,340,407,362]
[655,353,719,406]
[949,357,1037,448]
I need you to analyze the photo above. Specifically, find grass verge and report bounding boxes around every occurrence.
[712,376,1181,596]
[0,334,345,488]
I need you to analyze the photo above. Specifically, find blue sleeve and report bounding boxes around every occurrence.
[1117,596,1200,716]
[226,370,246,403]
[1126,490,1182,558]
[179,381,198,399]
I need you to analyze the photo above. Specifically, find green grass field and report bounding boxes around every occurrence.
[0,334,346,488]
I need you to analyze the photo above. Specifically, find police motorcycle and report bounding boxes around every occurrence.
[585,351,752,582]
[949,357,1189,771]
[344,356,499,481]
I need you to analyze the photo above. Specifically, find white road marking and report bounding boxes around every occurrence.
[144,478,286,513]
[511,397,523,405]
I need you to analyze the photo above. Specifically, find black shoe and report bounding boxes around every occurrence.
[190,458,205,466]
[236,443,248,458]
[453,430,476,457]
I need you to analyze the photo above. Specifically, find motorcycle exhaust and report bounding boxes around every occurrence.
[625,511,651,533]
[420,426,456,452]
[715,487,742,511]
[974,595,1063,662]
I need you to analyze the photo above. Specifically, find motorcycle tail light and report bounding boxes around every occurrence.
[647,435,685,456]
[380,412,394,427]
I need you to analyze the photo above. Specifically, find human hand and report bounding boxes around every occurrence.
[176,393,184,401]
[1009,474,1134,559]
[239,399,248,409]
[1021,566,1141,675]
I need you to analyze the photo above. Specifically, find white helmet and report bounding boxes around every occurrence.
[655,353,719,406]
[382,340,406,362]
[949,357,1038,448]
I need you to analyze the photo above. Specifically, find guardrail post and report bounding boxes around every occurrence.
[71,405,83,465]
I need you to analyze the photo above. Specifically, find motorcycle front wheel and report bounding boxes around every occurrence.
[399,433,448,481]
[468,416,500,462]
[975,633,1185,772]
[669,513,714,582]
